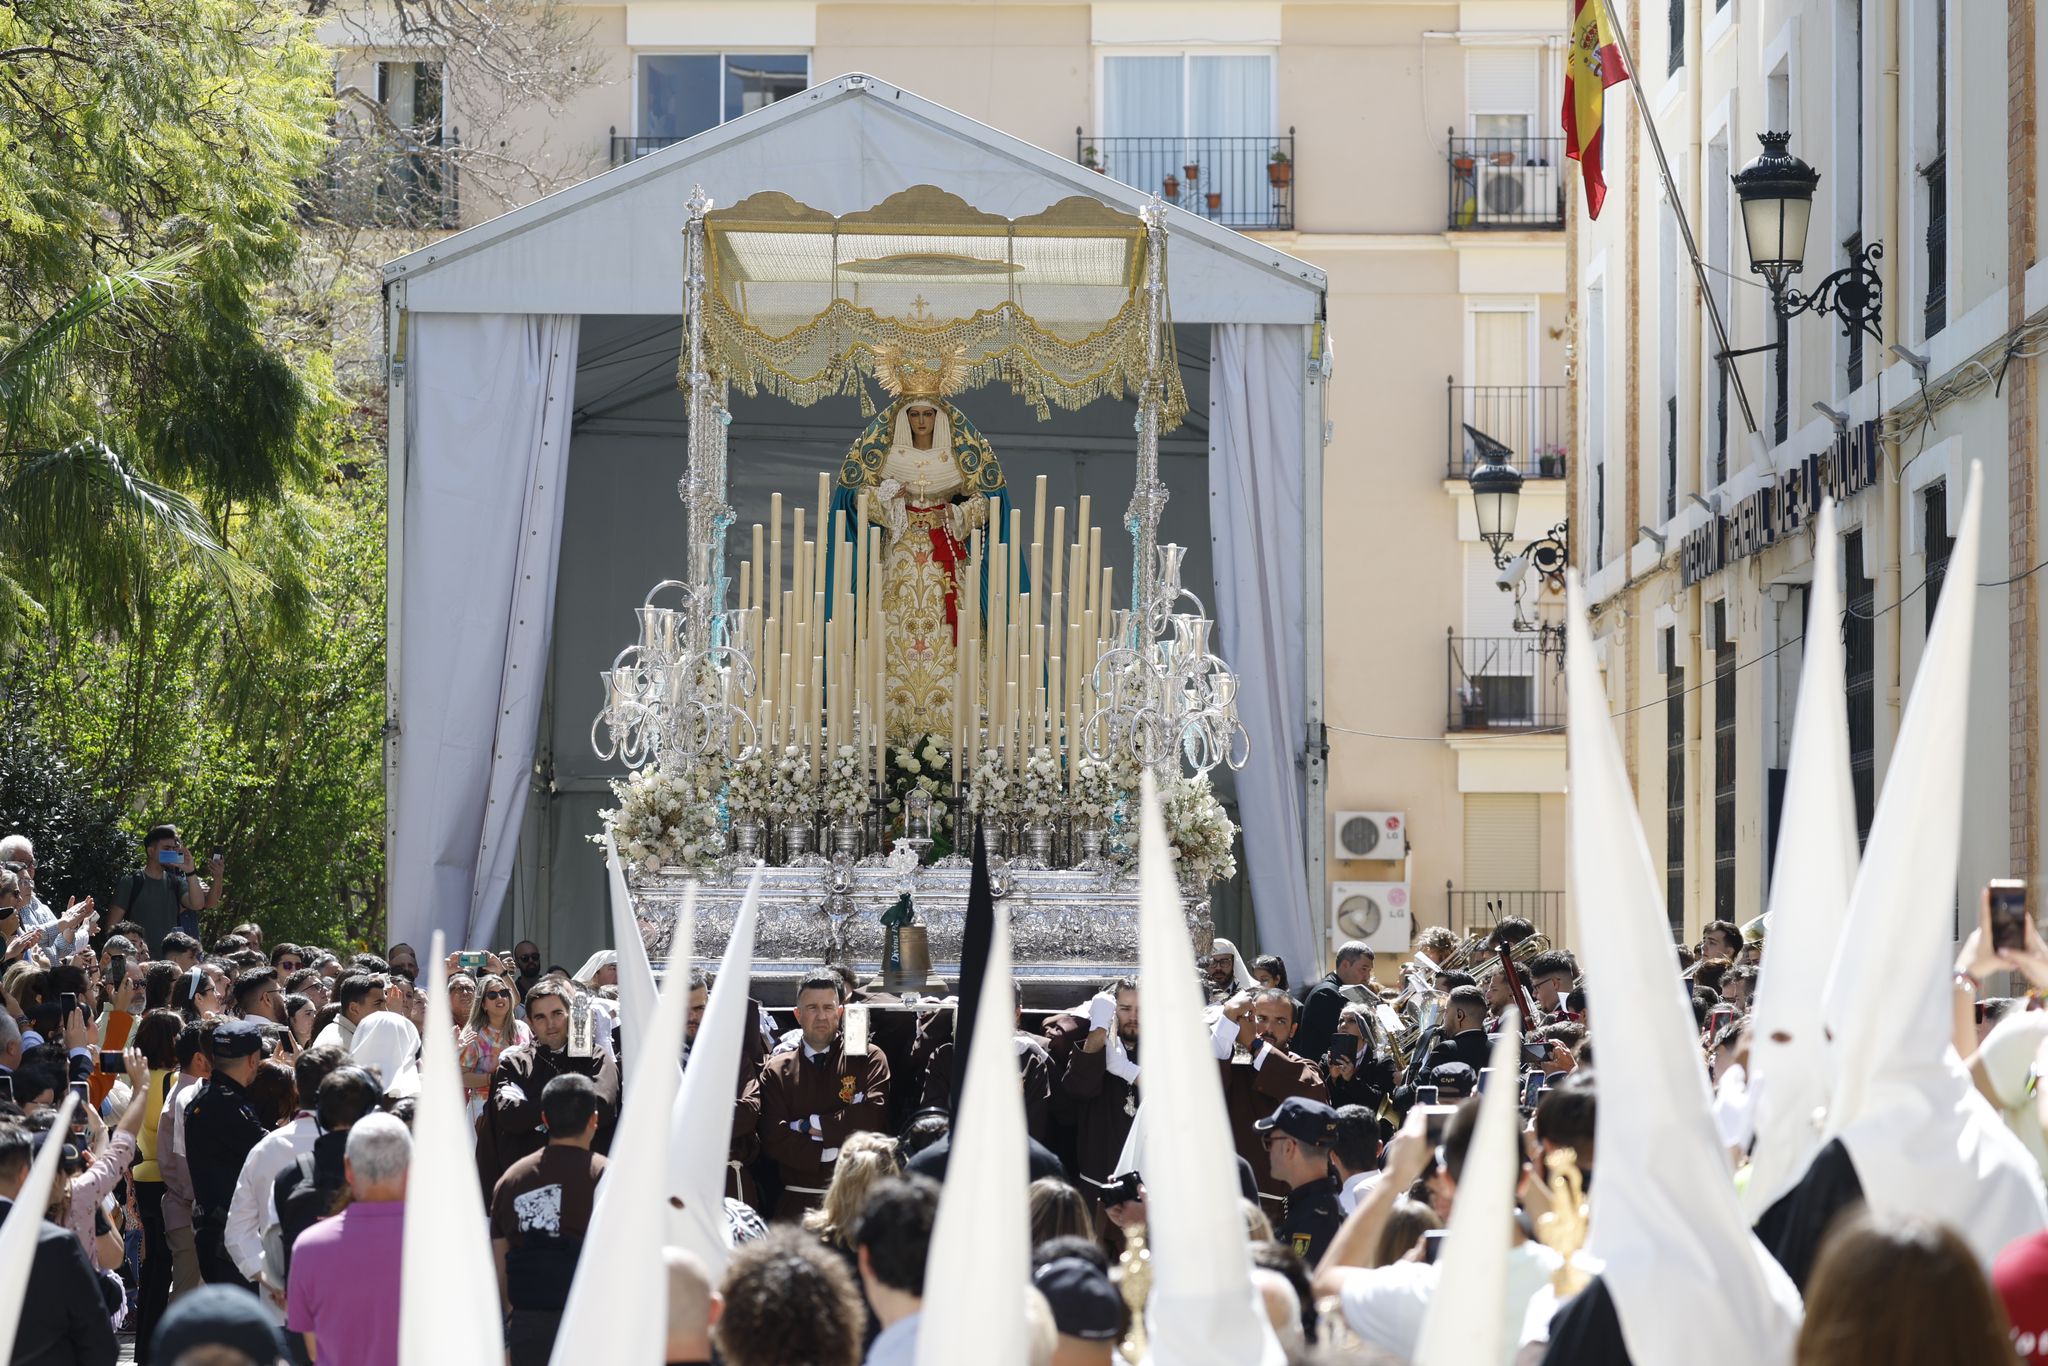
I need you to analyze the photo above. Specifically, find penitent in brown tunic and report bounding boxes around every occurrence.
[1219,1043,1330,1205]
[740,1038,891,1220]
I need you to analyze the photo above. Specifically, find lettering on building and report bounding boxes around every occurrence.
[1680,421,1878,587]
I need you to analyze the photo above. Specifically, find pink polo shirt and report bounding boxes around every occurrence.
[286,1199,405,1366]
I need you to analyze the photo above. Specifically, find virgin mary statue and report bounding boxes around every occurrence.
[829,348,1023,746]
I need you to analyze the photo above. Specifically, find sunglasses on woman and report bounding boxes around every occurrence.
[484,990,511,1001]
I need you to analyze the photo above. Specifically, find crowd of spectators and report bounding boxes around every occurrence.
[9,812,2048,1366]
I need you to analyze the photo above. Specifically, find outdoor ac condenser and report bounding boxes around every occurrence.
[1332,810,1406,861]
[1330,882,1414,954]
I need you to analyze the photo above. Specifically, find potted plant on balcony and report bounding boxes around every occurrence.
[1459,682,1488,730]
[1163,172,1180,199]
[1184,160,1200,183]
[1535,444,1565,479]
[1268,147,1292,187]
[1206,189,1223,213]
[1081,145,1103,172]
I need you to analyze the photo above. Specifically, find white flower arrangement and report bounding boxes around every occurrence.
[727,746,772,823]
[767,744,815,820]
[822,744,874,819]
[1071,748,1139,824]
[591,763,725,873]
[886,733,955,841]
[1016,745,1062,824]
[968,746,1011,822]
[1162,771,1238,886]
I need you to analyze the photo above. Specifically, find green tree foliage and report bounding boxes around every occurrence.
[0,0,335,639]
[0,0,386,948]
[30,465,387,951]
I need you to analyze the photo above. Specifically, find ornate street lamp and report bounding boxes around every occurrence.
[1466,455,1568,661]
[1731,132,1884,345]
[1469,453,1523,564]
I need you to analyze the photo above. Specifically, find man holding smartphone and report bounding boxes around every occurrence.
[111,826,218,954]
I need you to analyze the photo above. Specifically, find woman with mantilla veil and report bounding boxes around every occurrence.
[828,345,1025,746]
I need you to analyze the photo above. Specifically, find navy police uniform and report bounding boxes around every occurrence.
[183,1020,270,1286]
[1256,1096,1345,1266]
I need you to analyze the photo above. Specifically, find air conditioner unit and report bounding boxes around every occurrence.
[1333,810,1406,861]
[1330,882,1413,954]
[1473,165,1542,223]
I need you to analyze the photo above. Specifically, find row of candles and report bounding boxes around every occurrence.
[715,470,1125,788]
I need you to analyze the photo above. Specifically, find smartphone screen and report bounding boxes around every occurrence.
[158,849,182,867]
[1415,1085,1440,1107]
[68,1081,89,1107]
[57,992,77,1024]
[1991,879,2029,953]
[1418,1104,1457,1147]
[97,1051,124,1076]
[1421,1230,1449,1264]
[1477,1067,1497,1095]
[1521,1071,1545,1110]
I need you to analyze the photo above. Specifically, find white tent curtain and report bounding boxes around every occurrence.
[1210,323,1315,975]
[392,313,581,953]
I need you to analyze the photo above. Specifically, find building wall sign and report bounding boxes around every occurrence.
[1680,420,1879,587]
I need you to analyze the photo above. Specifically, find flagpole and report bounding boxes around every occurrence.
[1593,0,1760,436]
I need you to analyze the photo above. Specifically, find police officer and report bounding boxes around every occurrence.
[1256,1096,1345,1266]
[183,1018,270,1286]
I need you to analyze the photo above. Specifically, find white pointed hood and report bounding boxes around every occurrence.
[1564,576,1802,1366]
[607,830,661,1055]
[550,884,698,1366]
[1135,772,1286,1366]
[1818,463,2048,1266]
[401,932,505,1366]
[666,865,763,1274]
[916,903,1030,1366]
[1412,1011,1523,1366]
[1741,499,1860,1220]
[353,1010,422,1098]
[0,1092,79,1363]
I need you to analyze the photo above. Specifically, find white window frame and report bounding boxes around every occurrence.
[1762,31,1797,452]
[629,50,812,139]
[1702,99,1734,493]
[1463,298,1540,389]
[1093,47,1280,139]
[368,55,450,138]
[1463,45,1546,142]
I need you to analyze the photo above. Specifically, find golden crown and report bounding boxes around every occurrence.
[871,344,970,400]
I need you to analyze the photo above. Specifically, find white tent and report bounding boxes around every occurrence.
[382,74,1330,972]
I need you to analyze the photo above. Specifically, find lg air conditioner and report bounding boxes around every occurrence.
[1333,810,1406,861]
[1473,165,1542,223]
[1330,882,1413,955]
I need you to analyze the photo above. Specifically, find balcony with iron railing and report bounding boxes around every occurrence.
[1447,632,1565,733]
[316,129,460,230]
[612,132,684,165]
[1446,382,1568,480]
[1447,135,1566,230]
[1077,131,1294,230]
[1446,889,1567,943]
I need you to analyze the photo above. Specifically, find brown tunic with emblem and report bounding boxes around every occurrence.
[1059,1036,1140,1205]
[1219,1042,1330,1204]
[740,1039,891,1220]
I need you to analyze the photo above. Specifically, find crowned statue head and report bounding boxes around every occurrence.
[838,344,1011,502]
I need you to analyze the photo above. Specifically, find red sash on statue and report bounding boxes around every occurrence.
[913,503,967,641]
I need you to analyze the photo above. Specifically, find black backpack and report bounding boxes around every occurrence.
[273,1149,346,1284]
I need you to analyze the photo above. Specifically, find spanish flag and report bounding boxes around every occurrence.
[1563,0,1629,219]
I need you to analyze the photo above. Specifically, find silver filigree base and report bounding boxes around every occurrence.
[628,862,1211,987]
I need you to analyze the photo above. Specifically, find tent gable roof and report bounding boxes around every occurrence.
[382,74,1325,323]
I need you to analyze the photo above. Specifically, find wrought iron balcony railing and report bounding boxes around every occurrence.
[1447,382,1568,480]
[1447,632,1565,733]
[1077,131,1294,230]
[612,134,685,166]
[1447,135,1566,230]
[1447,889,1567,943]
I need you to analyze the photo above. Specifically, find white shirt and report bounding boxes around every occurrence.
[1338,1239,1561,1363]
[312,1016,356,1052]
[1978,1010,2048,1177]
[224,1113,319,1280]
[1338,1170,1379,1215]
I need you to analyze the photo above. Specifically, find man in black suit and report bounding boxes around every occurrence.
[0,1122,119,1365]
[1294,941,1376,1060]
[1390,985,1492,1113]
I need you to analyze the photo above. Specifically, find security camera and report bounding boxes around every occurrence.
[1495,553,1532,592]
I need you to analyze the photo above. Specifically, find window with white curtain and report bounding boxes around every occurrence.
[1466,48,1539,140]
[1102,53,1274,139]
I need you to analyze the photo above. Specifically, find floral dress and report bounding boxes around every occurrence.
[457,1020,532,1122]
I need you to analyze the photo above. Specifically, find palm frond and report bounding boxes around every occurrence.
[0,437,261,640]
[0,242,205,427]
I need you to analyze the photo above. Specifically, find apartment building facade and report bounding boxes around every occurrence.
[338,0,1576,962]
[1573,0,2043,942]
